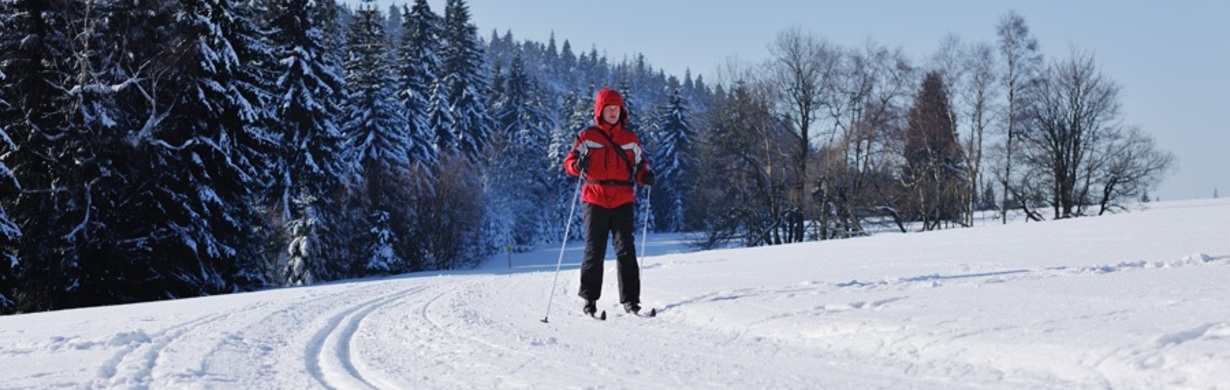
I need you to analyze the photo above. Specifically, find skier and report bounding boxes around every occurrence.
[564,88,655,317]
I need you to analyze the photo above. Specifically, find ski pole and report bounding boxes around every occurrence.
[540,174,585,323]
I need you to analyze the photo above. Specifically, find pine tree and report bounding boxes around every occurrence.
[486,51,552,250]
[904,71,967,230]
[426,74,456,154]
[551,90,592,172]
[0,53,19,312]
[344,1,412,176]
[996,10,1044,224]
[384,4,403,43]
[0,0,101,310]
[343,0,413,274]
[189,0,276,289]
[437,0,492,160]
[397,0,440,170]
[266,0,350,285]
[618,83,641,133]
[136,0,275,296]
[651,80,695,232]
[558,39,577,88]
[82,0,196,308]
[423,0,455,154]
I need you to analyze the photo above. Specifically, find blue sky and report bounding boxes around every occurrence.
[353,0,1228,201]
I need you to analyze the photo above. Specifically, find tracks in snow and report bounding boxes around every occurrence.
[306,285,427,390]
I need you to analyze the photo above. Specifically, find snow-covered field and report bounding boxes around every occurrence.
[2,199,1228,389]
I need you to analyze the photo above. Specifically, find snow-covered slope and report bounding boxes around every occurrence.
[2,199,1228,389]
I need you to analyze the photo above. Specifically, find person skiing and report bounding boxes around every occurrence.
[564,87,655,317]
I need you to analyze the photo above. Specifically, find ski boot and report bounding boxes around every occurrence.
[583,300,605,320]
[623,302,641,314]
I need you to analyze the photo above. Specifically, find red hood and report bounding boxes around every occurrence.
[593,88,627,127]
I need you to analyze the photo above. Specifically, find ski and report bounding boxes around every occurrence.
[540,310,605,323]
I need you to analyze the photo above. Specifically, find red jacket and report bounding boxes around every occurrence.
[564,88,651,209]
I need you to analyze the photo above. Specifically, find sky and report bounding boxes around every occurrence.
[353,0,1228,202]
[2,197,1228,388]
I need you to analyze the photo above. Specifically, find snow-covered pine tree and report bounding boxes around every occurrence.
[681,70,714,123]
[512,56,558,246]
[421,0,454,155]
[486,51,552,251]
[0,0,106,310]
[557,39,578,89]
[384,4,403,43]
[265,0,350,285]
[578,48,611,92]
[342,0,414,275]
[618,83,640,132]
[548,89,594,241]
[437,0,492,161]
[541,33,558,80]
[650,79,695,232]
[63,0,167,307]
[138,0,275,296]
[392,0,443,272]
[426,74,456,154]
[483,59,516,253]
[551,90,592,177]
[397,0,440,171]
[486,30,512,74]
[0,56,18,312]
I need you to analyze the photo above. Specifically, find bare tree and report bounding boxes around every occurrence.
[959,42,999,224]
[768,26,829,242]
[1091,126,1175,214]
[930,34,965,132]
[812,40,913,239]
[1025,49,1118,218]
[995,10,1043,223]
[1020,49,1173,218]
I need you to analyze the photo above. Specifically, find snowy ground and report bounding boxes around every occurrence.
[1,199,1228,389]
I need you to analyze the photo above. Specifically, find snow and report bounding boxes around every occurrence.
[2,198,1228,389]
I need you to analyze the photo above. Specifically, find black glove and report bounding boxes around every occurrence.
[641,171,655,186]
[572,153,590,172]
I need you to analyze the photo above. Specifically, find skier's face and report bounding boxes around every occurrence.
[602,105,621,125]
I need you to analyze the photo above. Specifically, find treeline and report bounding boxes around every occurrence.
[0,0,1174,314]
[690,14,1174,248]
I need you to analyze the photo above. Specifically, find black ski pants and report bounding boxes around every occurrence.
[578,202,640,305]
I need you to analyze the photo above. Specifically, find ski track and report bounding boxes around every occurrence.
[95,311,232,388]
[211,282,404,389]
[88,299,293,388]
[84,281,432,389]
[306,285,427,390]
